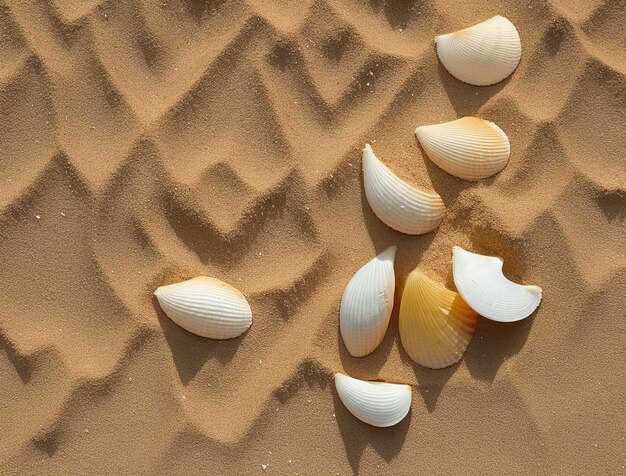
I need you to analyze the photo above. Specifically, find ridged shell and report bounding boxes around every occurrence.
[340,246,396,357]
[415,117,510,181]
[452,246,542,322]
[334,373,411,427]
[362,144,445,235]
[155,276,252,338]
[436,15,522,86]
[399,268,477,369]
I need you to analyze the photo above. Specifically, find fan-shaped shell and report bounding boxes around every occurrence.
[362,144,445,235]
[340,246,396,357]
[436,15,522,86]
[155,276,252,338]
[399,268,477,369]
[334,373,411,427]
[452,247,542,322]
[415,117,510,181]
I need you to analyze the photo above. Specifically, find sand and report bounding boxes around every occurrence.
[0,0,624,474]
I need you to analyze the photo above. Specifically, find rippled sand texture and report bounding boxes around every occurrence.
[0,0,624,474]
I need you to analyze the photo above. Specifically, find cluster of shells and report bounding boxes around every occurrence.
[154,16,542,429]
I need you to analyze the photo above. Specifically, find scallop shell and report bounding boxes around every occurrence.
[334,373,411,427]
[399,268,477,369]
[415,117,510,181]
[436,15,522,86]
[452,246,542,322]
[155,276,252,338]
[340,246,396,357]
[362,144,445,235]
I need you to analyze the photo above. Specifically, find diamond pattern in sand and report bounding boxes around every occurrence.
[0,0,624,473]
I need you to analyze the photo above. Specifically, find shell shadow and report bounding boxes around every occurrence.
[151,296,246,385]
[597,189,626,222]
[32,428,61,457]
[397,343,460,413]
[446,225,537,381]
[273,359,331,404]
[337,320,396,377]
[0,331,32,383]
[463,311,537,382]
[359,170,439,260]
[343,184,439,378]
[414,135,496,207]
[331,382,411,475]
[436,60,510,117]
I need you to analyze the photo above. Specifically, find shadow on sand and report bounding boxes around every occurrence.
[331,381,411,475]
[152,296,246,385]
[436,60,510,117]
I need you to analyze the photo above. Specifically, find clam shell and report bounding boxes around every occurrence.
[415,117,510,181]
[334,373,411,427]
[452,246,542,322]
[155,276,252,338]
[362,144,445,235]
[399,268,477,369]
[436,15,522,86]
[340,246,396,357]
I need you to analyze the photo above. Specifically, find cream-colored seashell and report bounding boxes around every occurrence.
[340,246,396,357]
[399,268,477,369]
[436,16,522,86]
[334,373,411,427]
[415,117,510,181]
[362,144,445,235]
[155,276,252,338]
[452,246,542,322]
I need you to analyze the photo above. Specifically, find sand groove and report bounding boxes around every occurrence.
[0,0,624,473]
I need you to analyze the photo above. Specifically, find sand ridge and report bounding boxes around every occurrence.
[0,0,624,474]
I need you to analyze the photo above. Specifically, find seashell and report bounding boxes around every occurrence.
[334,373,411,427]
[399,267,477,369]
[415,117,510,181]
[362,144,445,235]
[452,246,542,322]
[340,246,396,357]
[155,276,252,338]
[436,15,522,86]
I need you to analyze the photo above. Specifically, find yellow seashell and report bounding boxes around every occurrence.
[399,268,477,369]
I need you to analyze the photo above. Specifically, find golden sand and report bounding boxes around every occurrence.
[0,0,624,474]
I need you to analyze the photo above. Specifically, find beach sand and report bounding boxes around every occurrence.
[0,0,624,474]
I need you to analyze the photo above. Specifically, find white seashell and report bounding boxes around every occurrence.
[436,16,522,86]
[415,117,510,181]
[399,267,477,369]
[155,276,252,338]
[362,144,445,235]
[452,246,542,322]
[340,246,396,357]
[334,373,411,427]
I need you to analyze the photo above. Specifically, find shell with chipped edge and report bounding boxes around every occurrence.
[452,246,542,322]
